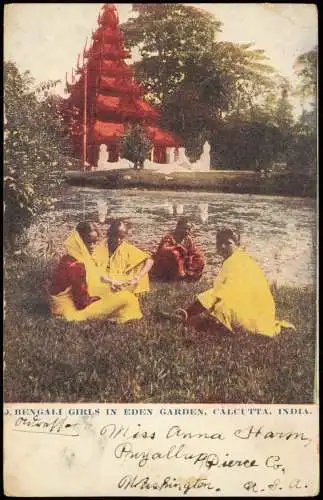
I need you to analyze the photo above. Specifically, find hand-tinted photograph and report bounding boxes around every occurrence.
[4,3,318,405]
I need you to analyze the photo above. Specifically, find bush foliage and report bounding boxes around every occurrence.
[121,123,153,169]
[4,61,75,249]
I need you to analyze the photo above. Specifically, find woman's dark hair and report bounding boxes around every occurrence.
[76,221,99,240]
[216,227,240,245]
[107,219,127,237]
[176,217,191,230]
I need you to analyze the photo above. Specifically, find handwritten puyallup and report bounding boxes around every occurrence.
[13,415,80,437]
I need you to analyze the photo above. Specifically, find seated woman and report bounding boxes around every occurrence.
[152,217,205,281]
[49,221,142,323]
[174,227,295,337]
[93,219,154,295]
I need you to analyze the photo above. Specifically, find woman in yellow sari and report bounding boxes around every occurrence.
[49,222,142,323]
[93,219,154,295]
[175,228,295,337]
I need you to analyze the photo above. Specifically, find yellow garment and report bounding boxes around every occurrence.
[93,240,151,295]
[64,230,103,296]
[197,247,295,337]
[50,288,142,323]
[49,230,142,323]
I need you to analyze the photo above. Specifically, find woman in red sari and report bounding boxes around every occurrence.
[49,221,142,323]
[152,217,205,281]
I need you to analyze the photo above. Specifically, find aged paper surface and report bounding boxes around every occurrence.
[4,3,318,497]
[3,404,319,496]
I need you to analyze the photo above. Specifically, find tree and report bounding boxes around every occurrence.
[122,5,278,161]
[294,45,318,104]
[293,45,317,136]
[287,46,318,175]
[213,119,282,171]
[211,42,277,120]
[274,79,294,133]
[160,86,216,160]
[121,124,152,169]
[122,3,222,104]
[162,40,278,153]
[4,61,73,250]
[122,5,276,112]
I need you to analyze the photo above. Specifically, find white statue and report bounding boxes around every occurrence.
[203,141,211,154]
[177,147,190,165]
[98,144,108,169]
[166,147,175,164]
[199,141,211,171]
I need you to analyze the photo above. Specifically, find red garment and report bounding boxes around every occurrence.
[152,234,205,281]
[49,255,100,310]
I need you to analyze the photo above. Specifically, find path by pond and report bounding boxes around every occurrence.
[27,187,317,288]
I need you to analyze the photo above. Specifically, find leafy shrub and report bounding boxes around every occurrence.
[4,61,73,250]
[121,124,152,169]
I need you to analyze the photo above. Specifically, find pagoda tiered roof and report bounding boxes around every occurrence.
[92,121,125,143]
[146,126,182,147]
[96,94,160,121]
[99,75,142,95]
[65,3,182,154]
[87,43,131,60]
[100,59,133,77]
[92,26,123,43]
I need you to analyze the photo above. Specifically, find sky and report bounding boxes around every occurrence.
[4,3,318,114]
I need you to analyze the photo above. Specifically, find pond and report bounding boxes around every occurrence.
[28,187,317,288]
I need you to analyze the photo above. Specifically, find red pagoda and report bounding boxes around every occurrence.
[64,3,182,169]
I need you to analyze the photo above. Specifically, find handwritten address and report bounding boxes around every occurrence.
[4,405,319,496]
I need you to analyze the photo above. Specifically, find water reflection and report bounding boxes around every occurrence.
[163,202,174,216]
[96,199,108,224]
[199,203,209,224]
[27,187,317,288]
[174,204,184,216]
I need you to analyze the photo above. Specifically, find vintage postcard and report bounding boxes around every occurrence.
[4,3,318,496]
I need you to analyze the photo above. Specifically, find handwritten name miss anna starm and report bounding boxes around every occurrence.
[100,423,312,447]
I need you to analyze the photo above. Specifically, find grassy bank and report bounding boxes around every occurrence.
[65,169,316,198]
[4,256,316,404]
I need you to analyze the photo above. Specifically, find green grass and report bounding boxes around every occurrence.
[4,256,317,403]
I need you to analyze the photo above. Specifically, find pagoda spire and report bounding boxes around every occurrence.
[83,37,88,63]
[99,3,119,28]
[76,53,81,74]
[65,72,69,94]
